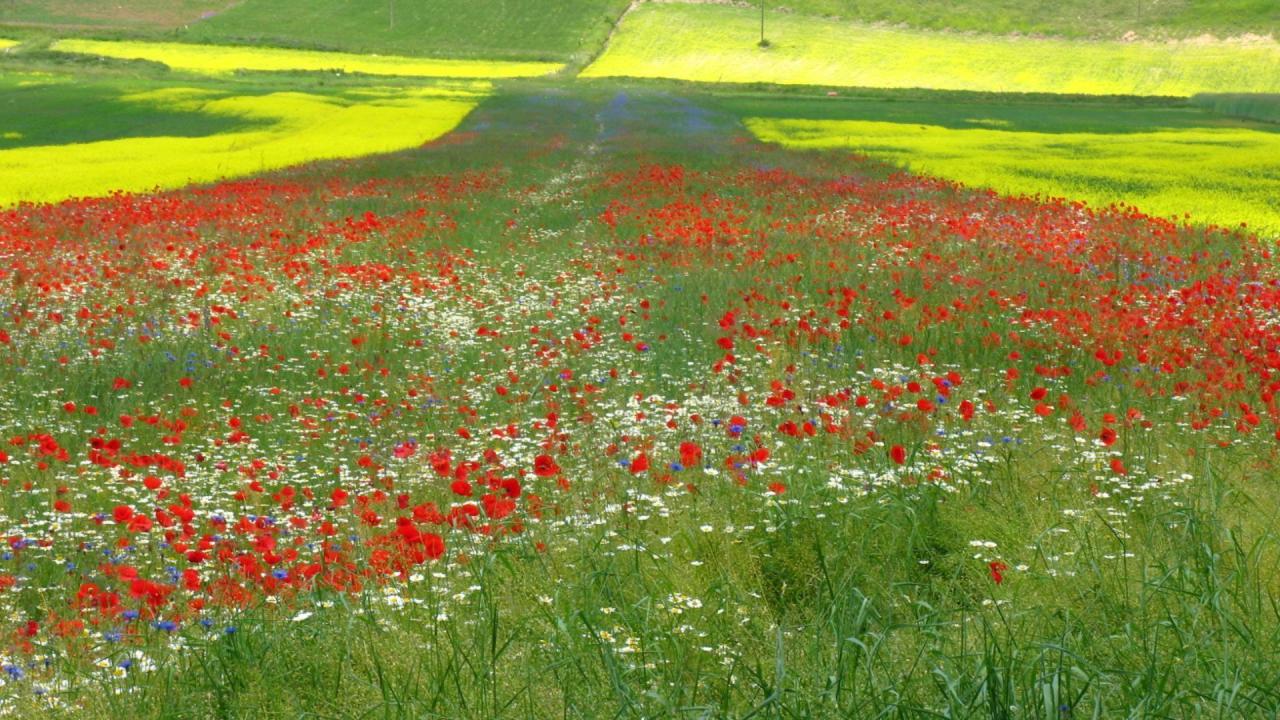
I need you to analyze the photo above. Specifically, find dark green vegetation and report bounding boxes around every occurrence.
[716,89,1248,132]
[0,74,265,150]
[1193,92,1280,123]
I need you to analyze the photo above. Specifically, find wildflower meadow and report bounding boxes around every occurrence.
[1,2,1279,718]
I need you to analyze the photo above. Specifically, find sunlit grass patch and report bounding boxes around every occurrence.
[583,3,1280,96]
[746,116,1280,236]
[0,39,19,52]
[50,38,563,78]
[0,84,484,205]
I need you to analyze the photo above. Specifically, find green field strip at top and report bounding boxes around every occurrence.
[181,0,632,62]
[50,38,564,78]
[582,3,1280,97]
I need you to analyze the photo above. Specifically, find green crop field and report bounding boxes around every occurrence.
[1194,92,1280,123]
[1,0,633,62]
[2,1,1280,718]
[583,3,1280,96]
[182,0,632,61]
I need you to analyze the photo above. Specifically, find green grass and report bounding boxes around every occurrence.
[583,3,1280,97]
[182,0,631,62]
[50,38,563,78]
[728,92,1280,236]
[739,0,1280,40]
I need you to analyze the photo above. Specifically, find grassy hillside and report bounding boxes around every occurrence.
[583,4,1280,96]
[184,0,631,61]
[745,0,1280,40]
[1,1,631,61]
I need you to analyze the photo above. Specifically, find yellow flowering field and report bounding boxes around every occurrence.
[0,84,484,205]
[746,116,1280,236]
[583,3,1280,96]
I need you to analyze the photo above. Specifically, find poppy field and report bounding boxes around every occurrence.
[0,84,1277,718]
